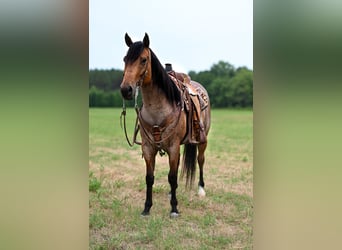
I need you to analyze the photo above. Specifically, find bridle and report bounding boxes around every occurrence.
[120,49,182,153]
[120,49,150,147]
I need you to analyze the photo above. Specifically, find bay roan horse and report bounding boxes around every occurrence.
[120,33,211,217]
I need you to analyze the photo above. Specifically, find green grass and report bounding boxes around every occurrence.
[89,171,101,192]
[89,108,253,249]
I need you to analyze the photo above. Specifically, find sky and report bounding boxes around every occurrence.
[90,0,253,73]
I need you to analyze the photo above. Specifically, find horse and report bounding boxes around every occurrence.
[120,33,211,217]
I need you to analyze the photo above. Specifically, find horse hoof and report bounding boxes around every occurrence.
[170,212,179,218]
[198,186,206,197]
[141,211,150,217]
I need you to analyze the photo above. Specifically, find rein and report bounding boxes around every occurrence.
[119,98,141,147]
[120,51,150,147]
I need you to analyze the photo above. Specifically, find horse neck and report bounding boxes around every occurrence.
[140,80,175,125]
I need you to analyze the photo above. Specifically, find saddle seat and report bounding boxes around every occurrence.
[167,71,208,144]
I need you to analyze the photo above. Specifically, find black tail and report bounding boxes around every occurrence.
[181,144,197,188]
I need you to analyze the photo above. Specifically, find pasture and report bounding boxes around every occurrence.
[89,108,253,249]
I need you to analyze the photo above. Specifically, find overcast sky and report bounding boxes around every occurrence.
[90,0,253,73]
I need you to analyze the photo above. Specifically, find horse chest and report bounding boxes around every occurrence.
[141,108,170,125]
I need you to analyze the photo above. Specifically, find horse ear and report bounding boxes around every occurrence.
[125,33,133,47]
[143,33,149,48]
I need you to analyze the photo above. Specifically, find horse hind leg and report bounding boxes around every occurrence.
[197,142,207,197]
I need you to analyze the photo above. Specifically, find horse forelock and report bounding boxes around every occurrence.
[124,42,144,64]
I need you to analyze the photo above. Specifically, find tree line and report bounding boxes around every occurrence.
[89,61,253,108]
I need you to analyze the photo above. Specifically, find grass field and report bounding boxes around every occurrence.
[89,108,253,249]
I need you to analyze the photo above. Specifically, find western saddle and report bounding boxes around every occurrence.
[166,64,209,144]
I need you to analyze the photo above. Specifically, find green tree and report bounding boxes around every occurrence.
[208,77,231,107]
[89,69,123,91]
[89,86,103,107]
[229,68,253,107]
[210,61,235,78]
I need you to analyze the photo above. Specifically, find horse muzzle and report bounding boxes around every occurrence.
[120,85,133,100]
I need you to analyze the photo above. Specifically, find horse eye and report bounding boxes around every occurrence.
[141,58,147,64]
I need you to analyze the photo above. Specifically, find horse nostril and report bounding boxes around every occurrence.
[120,86,133,100]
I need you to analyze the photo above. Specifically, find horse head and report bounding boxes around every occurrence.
[120,33,152,100]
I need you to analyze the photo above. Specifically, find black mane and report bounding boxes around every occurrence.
[124,42,181,105]
[150,49,181,105]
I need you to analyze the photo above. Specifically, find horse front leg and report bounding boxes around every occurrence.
[141,146,157,216]
[168,145,180,218]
